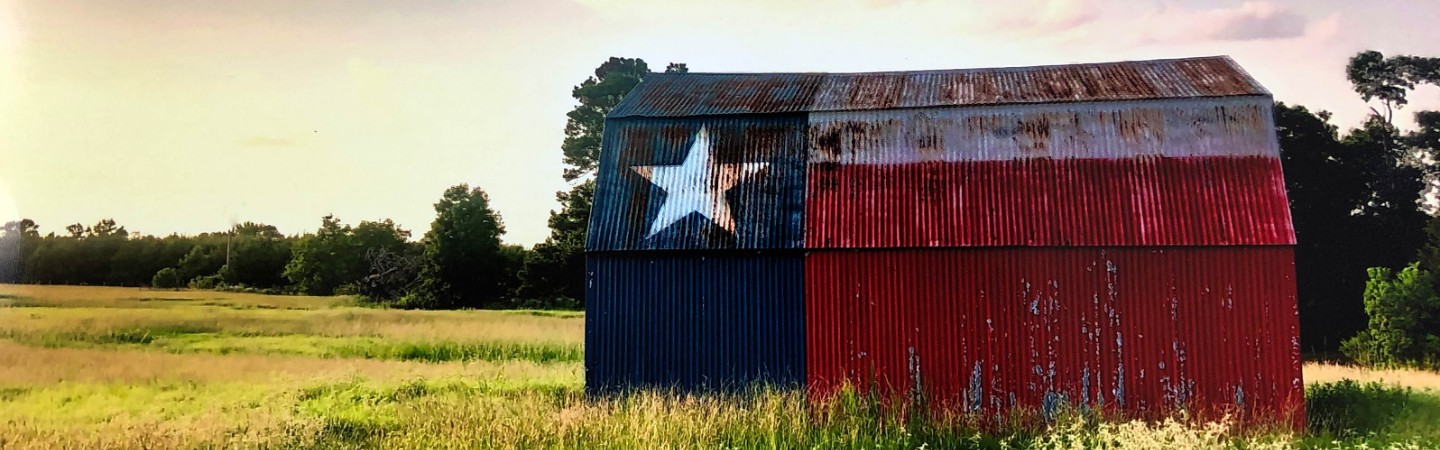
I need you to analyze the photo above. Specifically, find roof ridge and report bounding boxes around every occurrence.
[611,56,1268,118]
[644,55,1237,78]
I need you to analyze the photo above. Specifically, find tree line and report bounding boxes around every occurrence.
[2,52,1440,367]
[0,185,541,309]
[0,58,682,310]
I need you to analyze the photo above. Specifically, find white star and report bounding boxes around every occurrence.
[631,127,768,237]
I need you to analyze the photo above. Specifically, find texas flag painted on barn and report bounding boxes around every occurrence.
[585,56,1303,424]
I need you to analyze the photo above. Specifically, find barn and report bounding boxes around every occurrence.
[585,56,1304,420]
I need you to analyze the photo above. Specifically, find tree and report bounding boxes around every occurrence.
[561,57,651,182]
[151,267,182,289]
[284,215,355,295]
[414,184,510,309]
[1347,51,1440,125]
[87,218,126,238]
[358,244,423,304]
[177,243,225,284]
[1277,103,1376,350]
[0,219,39,283]
[285,215,411,296]
[220,232,293,288]
[1291,51,1440,352]
[234,222,283,239]
[1341,264,1440,368]
[518,180,592,304]
[520,57,684,307]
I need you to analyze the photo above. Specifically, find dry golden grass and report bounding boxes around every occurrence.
[0,284,344,309]
[0,341,580,386]
[1304,362,1440,392]
[0,299,583,345]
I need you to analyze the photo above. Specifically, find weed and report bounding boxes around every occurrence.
[1307,380,1413,437]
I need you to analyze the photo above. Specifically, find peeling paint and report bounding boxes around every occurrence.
[805,248,1303,420]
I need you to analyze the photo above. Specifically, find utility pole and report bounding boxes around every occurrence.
[226,224,233,269]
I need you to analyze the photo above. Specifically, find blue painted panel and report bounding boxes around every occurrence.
[585,252,806,392]
[587,115,808,251]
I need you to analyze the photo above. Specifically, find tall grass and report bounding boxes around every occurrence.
[0,294,584,363]
[4,285,1440,449]
[12,377,1429,450]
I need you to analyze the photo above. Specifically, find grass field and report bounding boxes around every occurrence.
[0,284,1437,449]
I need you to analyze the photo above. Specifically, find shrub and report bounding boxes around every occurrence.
[1341,263,1440,368]
[189,274,224,290]
[150,267,182,289]
[1306,379,1413,437]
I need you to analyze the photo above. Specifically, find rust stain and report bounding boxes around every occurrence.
[611,56,1268,118]
[1015,113,1052,155]
[1174,58,1251,96]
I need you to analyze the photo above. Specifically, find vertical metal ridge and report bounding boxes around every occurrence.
[806,157,1294,249]
[804,247,1303,421]
[588,116,809,251]
[586,252,806,392]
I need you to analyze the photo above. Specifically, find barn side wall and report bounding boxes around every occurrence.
[805,246,1304,421]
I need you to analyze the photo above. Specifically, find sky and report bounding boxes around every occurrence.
[2,0,1439,246]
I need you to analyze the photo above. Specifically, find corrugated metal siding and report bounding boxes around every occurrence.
[586,252,806,392]
[611,56,1267,118]
[805,247,1304,422]
[807,157,1294,248]
[588,116,808,251]
[807,97,1278,164]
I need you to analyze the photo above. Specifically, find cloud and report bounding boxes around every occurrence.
[1200,1,1307,41]
[1304,12,1341,41]
[238,136,293,147]
[1135,1,1311,44]
[862,0,1101,33]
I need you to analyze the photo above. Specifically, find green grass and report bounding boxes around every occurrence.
[4,285,1440,449]
[5,328,582,363]
[1300,380,1440,448]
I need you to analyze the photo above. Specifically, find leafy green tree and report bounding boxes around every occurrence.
[285,215,409,296]
[414,184,510,309]
[1291,51,1440,351]
[1341,264,1440,368]
[518,181,592,304]
[1277,103,1376,349]
[176,243,225,284]
[220,234,293,288]
[151,267,182,289]
[234,222,283,239]
[284,215,355,295]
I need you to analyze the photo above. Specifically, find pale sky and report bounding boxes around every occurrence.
[2,0,1439,245]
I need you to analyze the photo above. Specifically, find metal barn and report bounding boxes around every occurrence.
[585,56,1303,420]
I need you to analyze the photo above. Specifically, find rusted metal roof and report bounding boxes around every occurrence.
[610,56,1268,118]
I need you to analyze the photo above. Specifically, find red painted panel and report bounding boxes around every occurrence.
[805,247,1303,424]
[806,157,1294,248]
